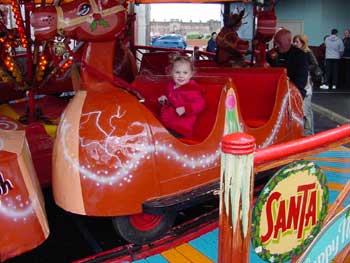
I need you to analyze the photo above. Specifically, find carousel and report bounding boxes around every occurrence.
[0,0,350,262]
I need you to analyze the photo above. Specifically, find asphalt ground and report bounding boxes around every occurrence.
[312,88,350,127]
[6,88,349,263]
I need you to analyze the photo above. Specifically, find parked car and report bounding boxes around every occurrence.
[151,34,187,49]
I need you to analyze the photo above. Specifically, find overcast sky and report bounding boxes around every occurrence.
[150,4,222,22]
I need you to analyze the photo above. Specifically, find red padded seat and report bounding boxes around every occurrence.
[139,51,187,75]
[131,75,225,143]
[196,67,285,128]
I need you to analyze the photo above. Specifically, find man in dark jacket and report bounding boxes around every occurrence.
[267,28,308,99]
[343,29,350,88]
[206,32,217,53]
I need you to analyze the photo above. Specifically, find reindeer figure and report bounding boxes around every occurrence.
[216,9,249,67]
[31,0,127,92]
[30,1,157,217]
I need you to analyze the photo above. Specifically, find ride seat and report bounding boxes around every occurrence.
[139,51,187,75]
[196,67,284,128]
[194,60,218,68]
[233,71,279,128]
[131,76,224,143]
[131,76,167,116]
[191,78,223,142]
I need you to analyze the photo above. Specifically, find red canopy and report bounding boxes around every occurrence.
[135,0,250,3]
[0,0,250,4]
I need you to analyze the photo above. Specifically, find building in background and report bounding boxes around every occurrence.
[150,19,221,38]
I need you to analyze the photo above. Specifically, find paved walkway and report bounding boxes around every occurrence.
[312,89,350,125]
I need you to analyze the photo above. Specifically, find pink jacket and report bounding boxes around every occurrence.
[160,80,206,137]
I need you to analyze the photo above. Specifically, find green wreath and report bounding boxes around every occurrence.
[251,160,329,262]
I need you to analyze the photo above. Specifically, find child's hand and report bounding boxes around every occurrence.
[158,95,168,105]
[176,106,185,116]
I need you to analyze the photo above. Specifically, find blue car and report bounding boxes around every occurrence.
[151,34,187,49]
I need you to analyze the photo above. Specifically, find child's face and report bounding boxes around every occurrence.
[171,61,193,87]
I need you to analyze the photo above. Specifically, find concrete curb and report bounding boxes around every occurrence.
[312,103,350,125]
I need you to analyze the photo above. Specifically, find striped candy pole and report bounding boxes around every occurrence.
[219,132,255,263]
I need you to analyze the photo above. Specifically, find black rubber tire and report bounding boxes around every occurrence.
[112,208,177,245]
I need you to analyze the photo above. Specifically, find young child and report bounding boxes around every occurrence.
[158,55,206,137]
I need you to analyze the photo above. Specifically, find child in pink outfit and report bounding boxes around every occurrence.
[158,55,206,137]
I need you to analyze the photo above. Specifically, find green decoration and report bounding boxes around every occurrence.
[251,160,329,262]
[98,19,109,27]
[90,18,110,31]
[90,21,97,31]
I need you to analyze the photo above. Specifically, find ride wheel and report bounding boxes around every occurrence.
[112,208,177,245]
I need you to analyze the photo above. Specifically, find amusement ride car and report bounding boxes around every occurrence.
[29,0,302,245]
[0,0,307,261]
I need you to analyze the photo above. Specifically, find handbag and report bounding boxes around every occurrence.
[311,66,323,83]
[308,51,323,83]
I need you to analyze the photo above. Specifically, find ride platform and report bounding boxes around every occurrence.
[74,145,350,263]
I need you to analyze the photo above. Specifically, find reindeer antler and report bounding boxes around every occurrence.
[223,8,245,28]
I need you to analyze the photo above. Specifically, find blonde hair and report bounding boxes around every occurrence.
[293,34,310,52]
[168,53,195,73]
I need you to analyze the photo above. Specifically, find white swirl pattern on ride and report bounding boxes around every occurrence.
[59,106,220,186]
[0,194,36,220]
[0,118,36,220]
[0,116,18,131]
[260,93,303,148]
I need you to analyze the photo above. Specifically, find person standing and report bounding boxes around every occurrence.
[267,28,309,98]
[342,29,350,88]
[206,32,217,53]
[293,34,319,136]
[267,28,308,135]
[317,35,328,85]
[320,29,344,90]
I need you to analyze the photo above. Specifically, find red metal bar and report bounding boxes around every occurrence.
[24,3,33,82]
[134,44,194,54]
[198,49,215,57]
[127,13,136,55]
[11,53,27,58]
[134,45,216,66]
[254,124,350,166]
[27,90,35,119]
